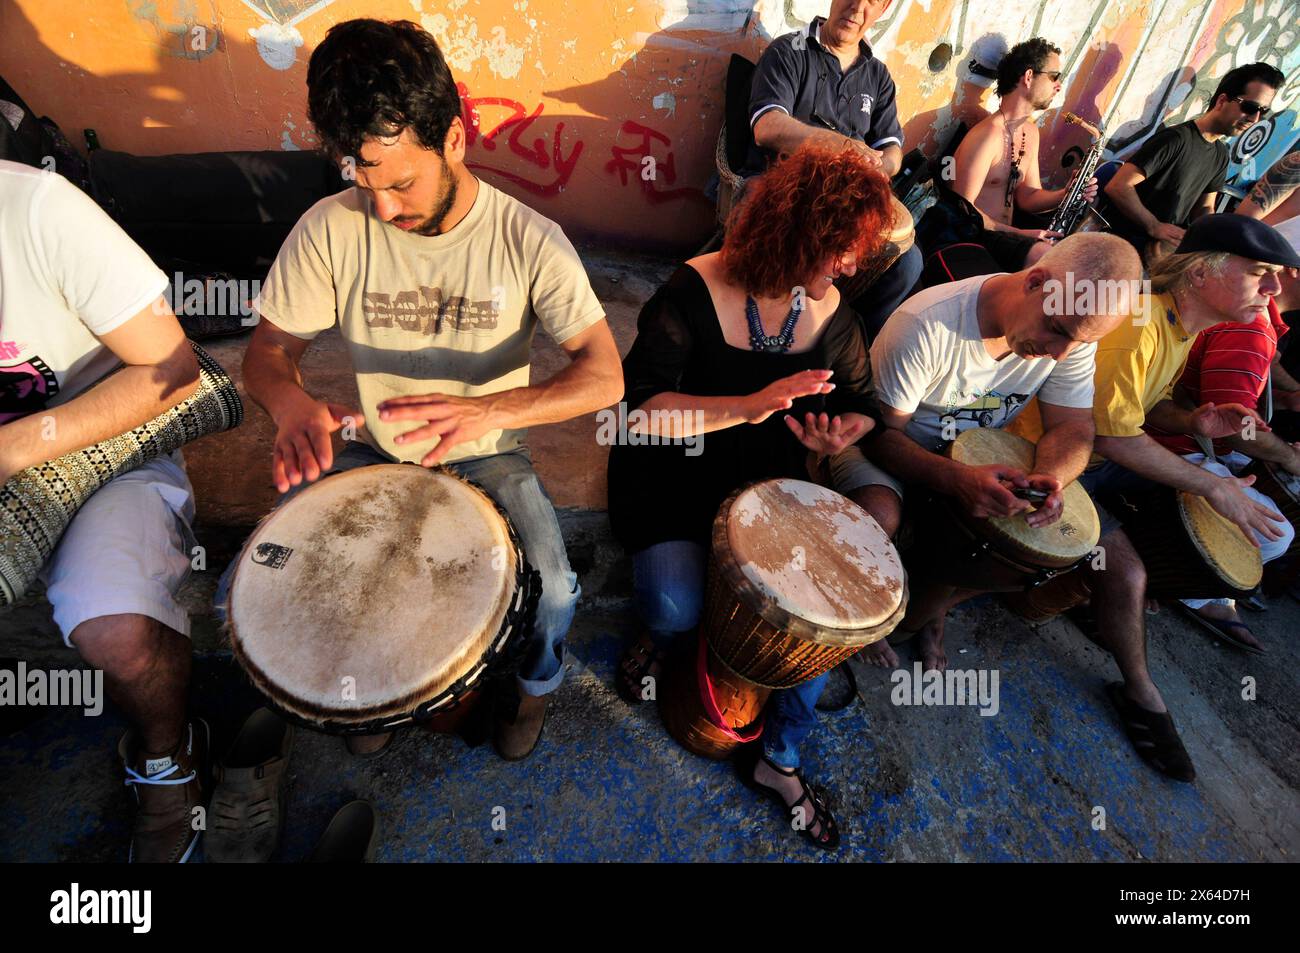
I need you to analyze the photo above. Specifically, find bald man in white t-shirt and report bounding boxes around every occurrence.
[0,160,206,863]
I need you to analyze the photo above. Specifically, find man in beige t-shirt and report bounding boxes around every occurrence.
[230,19,622,762]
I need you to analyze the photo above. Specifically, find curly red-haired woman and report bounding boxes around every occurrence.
[606,143,898,850]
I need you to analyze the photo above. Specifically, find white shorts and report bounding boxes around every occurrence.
[39,452,196,645]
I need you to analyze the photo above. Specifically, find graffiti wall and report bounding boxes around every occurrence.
[0,0,1295,251]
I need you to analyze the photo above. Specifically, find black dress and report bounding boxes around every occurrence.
[607,263,880,554]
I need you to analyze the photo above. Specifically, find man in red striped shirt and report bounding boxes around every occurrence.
[1146,294,1299,648]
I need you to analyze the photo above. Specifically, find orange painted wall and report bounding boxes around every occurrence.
[1,1,1296,252]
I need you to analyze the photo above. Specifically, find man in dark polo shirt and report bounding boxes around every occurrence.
[742,0,922,339]
[1104,62,1283,262]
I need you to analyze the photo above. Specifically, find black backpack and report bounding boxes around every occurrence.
[0,73,91,192]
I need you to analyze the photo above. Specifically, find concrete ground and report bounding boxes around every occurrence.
[1,245,1297,862]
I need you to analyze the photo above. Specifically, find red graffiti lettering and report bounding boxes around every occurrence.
[606,120,707,205]
[458,82,583,197]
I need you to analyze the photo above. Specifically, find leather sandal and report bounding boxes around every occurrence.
[206,708,294,862]
[736,744,841,851]
[1106,682,1196,783]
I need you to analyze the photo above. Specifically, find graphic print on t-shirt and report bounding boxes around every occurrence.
[362,285,501,335]
[0,351,59,424]
[946,390,1030,428]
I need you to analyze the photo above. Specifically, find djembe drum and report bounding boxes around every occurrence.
[1116,487,1262,600]
[0,342,243,608]
[225,465,539,734]
[834,194,915,303]
[911,427,1101,592]
[661,479,907,759]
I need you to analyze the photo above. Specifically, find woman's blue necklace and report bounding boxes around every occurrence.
[746,295,802,352]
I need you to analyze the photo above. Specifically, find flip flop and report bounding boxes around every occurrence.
[1172,603,1266,655]
[1105,683,1196,783]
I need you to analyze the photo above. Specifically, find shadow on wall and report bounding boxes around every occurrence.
[0,0,743,253]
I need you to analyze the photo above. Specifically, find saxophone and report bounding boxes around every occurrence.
[1048,112,1108,237]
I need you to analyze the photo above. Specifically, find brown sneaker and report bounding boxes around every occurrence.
[205,708,294,863]
[492,691,548,761]
[118,719,209,863]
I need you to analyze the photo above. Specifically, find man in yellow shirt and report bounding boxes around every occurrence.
[1030,215,1296,781]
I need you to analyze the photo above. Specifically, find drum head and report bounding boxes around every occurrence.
[1178,491,1263,591]
[887,193,915,250]
[950,427,1100,566]
[228,465,517,726]
[723,479,905,636]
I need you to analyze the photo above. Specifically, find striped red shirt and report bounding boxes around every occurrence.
[1146,299,1289,456]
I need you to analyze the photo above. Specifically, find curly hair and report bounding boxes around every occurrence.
[721,144,894,299]
[996,38,1061,96]
[307,19,461,165]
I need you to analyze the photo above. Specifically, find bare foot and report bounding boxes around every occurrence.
[915,618,947,672]
[1193,603,1264,651]
[863,639,900,669]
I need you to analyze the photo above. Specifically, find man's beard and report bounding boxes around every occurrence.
[411,167,459,236]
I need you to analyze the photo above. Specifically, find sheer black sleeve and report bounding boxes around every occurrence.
[621,276,696,411]
[823,302,882,428]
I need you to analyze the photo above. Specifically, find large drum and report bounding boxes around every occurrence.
[704,479,907,689]
[659,634,771,761]
[835,194,915,303]
[0,342,242,608]
[226,465,537,734]
[912,427,1100,592]
[1118,487,1263,600]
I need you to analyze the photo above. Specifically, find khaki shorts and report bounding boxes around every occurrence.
[827,444,904,500]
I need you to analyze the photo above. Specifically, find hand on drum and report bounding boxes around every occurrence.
[1018,473,1065,528]
[1190,401,1270,440]
[272,395,365,493]
[1208,475,1288,546]
[784,411,873,456]
[950,463,1034,519]
[378,392,499,466]
[744,370,836,424]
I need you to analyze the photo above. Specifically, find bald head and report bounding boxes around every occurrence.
[998,233,1143,360]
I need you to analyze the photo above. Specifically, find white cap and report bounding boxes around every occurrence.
[961,34,1009,87]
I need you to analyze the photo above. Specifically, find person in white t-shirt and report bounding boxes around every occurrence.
[838,232,1140,671]
[0,160,207,863]
[220,19,623,763]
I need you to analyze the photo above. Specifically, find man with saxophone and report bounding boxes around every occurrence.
[0,159,207,863]
[915,38,1098,281]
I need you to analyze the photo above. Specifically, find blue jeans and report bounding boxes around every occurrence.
[855,243,923,342]
[632,540,828,770]
[214,441,579,696]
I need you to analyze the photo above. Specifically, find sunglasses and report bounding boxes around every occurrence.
[1231,97,1270,117]
[1035,70,1063,82]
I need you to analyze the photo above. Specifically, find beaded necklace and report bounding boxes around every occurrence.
[745,295,803,352]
